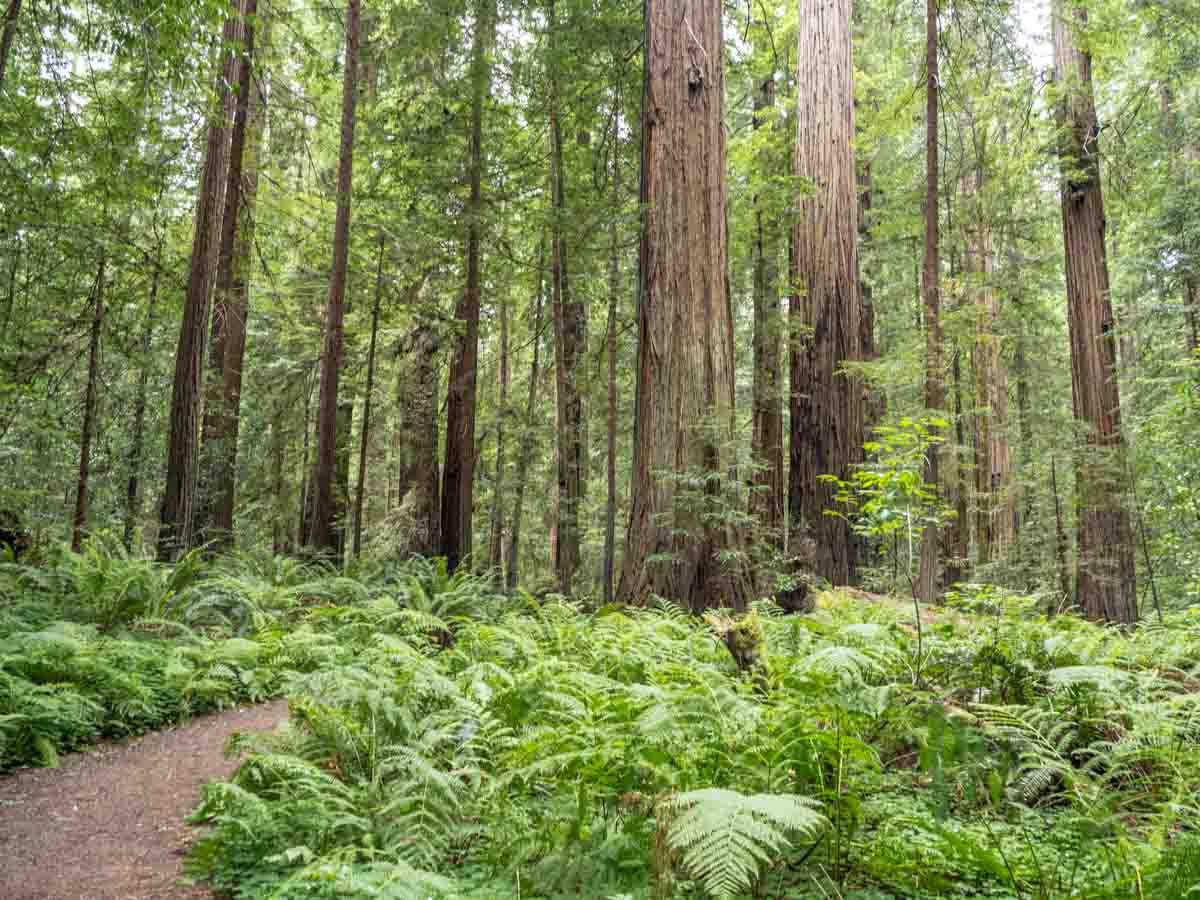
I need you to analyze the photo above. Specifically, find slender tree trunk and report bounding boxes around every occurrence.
[618,0,747,611]
[71,258,106,552]
[507,241,546,592]
[308,0,361,558]
[124,244,162,551]
[353,236,385,559]
[859,163,881,426]
[548,0,584,594]
[158,2,243,561]
[750,75,784,541]
[1051,455,1072,608]
[603,88,621,605]
[945,344,968,585]
[915,0,943,601]
[487,289,509,574]
[441,0,494,572]
[298,372,314,547]
[334,400,354,560]
[790,0,866,587]
[272,409,289,554]
[1052,0,1137,623]
[0,0,21,89]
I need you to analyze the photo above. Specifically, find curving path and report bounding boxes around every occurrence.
[0,699,289,900]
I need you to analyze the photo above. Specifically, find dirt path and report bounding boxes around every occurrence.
[0,699,289,900]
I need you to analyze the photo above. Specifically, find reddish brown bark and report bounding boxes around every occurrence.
[790,0,866,587]
[198,0,258,550]
[617,0,747,612]
[308,0,361,558]
[1052,0,1137,623]
[441,0,494,571]
[158,2,244,561]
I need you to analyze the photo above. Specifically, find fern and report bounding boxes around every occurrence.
[663,788,827,897]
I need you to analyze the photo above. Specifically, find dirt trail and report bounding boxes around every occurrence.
[0,699,289,900]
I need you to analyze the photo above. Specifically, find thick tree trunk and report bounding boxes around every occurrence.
[397,320,442,557]
[353,237,385,559]
[790,0,866,587]
[441,0,494,572]
[915,0,943,601]
[967,171,1014,565]
[197,0,259,550]
[617,0,747,612]
[158,2,243,561]
[1052,0,1137,623]
[308,0,361,557]
[507,242,546,592]
[750,75,784,541]
[124,243,161,551]
[0,0,21,89]
[548,0,584,594]
[71,258,106,552]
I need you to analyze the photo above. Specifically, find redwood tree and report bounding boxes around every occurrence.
[790,0,866,587]
[1052,0,1137,623]
[440,0,494,572]
[617,0,747,611]
[308,0,361,557]
[158,1,244,561]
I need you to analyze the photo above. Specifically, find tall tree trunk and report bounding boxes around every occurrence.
[618,0,747,612]
[353,236,385,559]
[308,0,361,557]
[158,2,244,561]
[915,0,943,601]
[790,0,866,587]
[968,169,1014,565]
[298,371,314,547]
[197,0,259,549]
[507,241,547,592]
[124,242,162,551]
[71,258,106,552]
[750,75,784,541]
[0,0,21,89]
[441,0,494,572]
[1052,0,1137,623]
[945,343,968,584]
[487,289,509,573]
[398,320,442,557]
[603,88,621,605]
[548,0,584,594]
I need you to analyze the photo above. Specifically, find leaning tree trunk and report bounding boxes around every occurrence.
[915,0,943,601]
[441,0,494,572]
[617,0,748,612]
[158,1,243,561]
[790,0,866,587]
[1052,0,1137,623]
[308,0,361,558]
[197,0,258,550]
[506,242,546,592]
[548,0,584,594]
[71,258,106,552]
[751,75,785,542]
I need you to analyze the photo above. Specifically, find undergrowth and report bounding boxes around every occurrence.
[4,545,1200,897]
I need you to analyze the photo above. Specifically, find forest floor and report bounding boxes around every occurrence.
[0,699,289,900]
